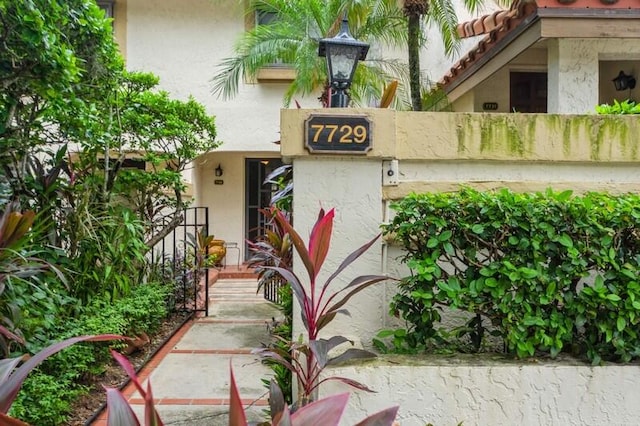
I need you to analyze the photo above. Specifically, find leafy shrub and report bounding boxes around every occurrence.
[10,282,172,424]
[380,188,640,364]
[8,371,84,425]
[595,99,640,114]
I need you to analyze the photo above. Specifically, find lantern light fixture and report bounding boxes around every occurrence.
[613,70,636,91]
[318,14,369,107]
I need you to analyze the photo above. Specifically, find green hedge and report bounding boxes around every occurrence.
[379,189,640,364]
[10,282,173,425]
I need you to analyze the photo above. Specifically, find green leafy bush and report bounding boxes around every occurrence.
[380,189,640,363]
[8,371,85,425]
[10,282,172,425]
[595,99,640,114]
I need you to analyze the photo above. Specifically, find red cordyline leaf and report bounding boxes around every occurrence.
[111,350,145,396]
[251,348,298,375]
[0,335,123,414]
[229,363,247,426]
[264,266,311,331]
[314,376,376,394]
[110,350,164,426]
[144,380,163,426]
[327,348,376,366]
[353,406,400,426]
[0,412,29,426]
[322,234,381,292]
[321,275,390,322]
[269,380,286,421]
[308,208,334,278]
[273,209,315,281]
[274,405,292,426]
[290,392,349,426]
[105,386,140,426]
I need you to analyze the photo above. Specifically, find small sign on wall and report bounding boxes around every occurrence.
[482,102,499,111]
[214,179,224,185]
[305,115,372,154]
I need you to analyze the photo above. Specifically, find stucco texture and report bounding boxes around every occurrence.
[320,358,640,426]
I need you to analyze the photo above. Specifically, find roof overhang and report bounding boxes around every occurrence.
[443,2,640,103]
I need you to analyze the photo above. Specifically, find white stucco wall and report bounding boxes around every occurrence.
[320,359,640,426]
[548,38,640,114]
[124,0,292,153]
[291,157,392,346]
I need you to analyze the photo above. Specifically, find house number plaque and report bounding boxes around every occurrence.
[305,115,372,154]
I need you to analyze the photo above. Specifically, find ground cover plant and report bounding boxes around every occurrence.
[378,188,640,364]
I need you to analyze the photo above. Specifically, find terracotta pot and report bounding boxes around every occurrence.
[208,239,226,265]
[123,332,150,355]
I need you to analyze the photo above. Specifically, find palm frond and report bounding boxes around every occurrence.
[426,0,462,57]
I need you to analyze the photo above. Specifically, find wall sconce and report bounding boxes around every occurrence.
[215,164,223,177]
[613,71,636,91]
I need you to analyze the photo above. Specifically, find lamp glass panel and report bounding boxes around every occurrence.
[328,44,359,82]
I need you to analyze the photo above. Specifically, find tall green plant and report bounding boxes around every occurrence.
[402,0,483,111]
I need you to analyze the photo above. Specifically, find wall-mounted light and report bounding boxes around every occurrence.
[215,164,223,177]
[613,70,636,91]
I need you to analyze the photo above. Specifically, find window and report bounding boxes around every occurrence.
[97,0,114,19]
[256,10,278,26]
[245,3,295,81]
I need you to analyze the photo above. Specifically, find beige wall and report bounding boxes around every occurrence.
[123,0,292,153]
[282,106,640,421]
[321,359,640,425]
[195,151,281,261]
[599,59,640,105]
[282,108,640,346]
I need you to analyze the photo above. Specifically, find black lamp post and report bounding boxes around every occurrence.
[318,15,369,107]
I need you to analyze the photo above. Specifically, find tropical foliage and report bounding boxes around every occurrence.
[253,207,389,407]
[0,0,219,422]
[596,99,640,115]
[213,0,485,109]
[379,189,640,365]
[212,0,408,107]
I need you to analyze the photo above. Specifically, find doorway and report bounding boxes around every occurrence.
[510,72,548,113]
[245,158,282,260]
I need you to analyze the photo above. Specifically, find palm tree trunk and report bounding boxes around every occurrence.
[408,13,422,111]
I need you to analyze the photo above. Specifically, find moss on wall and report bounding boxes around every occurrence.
[455,113,638,161]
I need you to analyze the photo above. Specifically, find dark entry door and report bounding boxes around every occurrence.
[245,158,282,260]
[510,72,548,113]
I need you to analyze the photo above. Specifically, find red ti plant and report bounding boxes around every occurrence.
[104,349,164,426]
[255,207,390,407]
[229,364,399,426]
[0,334,124,426]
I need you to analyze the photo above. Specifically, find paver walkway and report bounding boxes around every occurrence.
[92,275,281,425]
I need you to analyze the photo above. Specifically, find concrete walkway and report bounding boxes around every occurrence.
[92,275,281,425]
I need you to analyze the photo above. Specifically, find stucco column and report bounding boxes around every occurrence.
[291,156,386,347]
[547,39,599,114]
[280,108,398,348]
